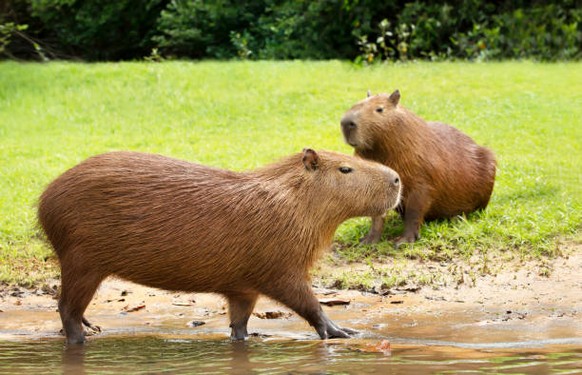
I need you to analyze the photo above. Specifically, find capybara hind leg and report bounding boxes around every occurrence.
[227,292,259,340]
[360,215,385,244]
[59,271,103,344]
[265,282,354,339]
[59,299,87,344]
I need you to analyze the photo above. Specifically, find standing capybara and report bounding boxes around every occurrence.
[340,90,496,245]
[38,149,401,344]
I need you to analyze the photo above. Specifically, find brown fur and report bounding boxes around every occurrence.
[38,149,401,344]
[341,90,496,245]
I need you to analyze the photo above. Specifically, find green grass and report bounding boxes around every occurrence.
[1,60,581,286]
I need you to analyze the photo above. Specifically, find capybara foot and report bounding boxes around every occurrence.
[394,232,420,247]
[230,325,249,341]
[320,317,357,339]
[326,325,355,339]
[338,326,358,335]
[360,216,385,244]
[82,317,101,335]
[360,232,381,245]
[230,335,248,342]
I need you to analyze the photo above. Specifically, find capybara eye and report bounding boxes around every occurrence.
[339,167,353,174]
[376,107,384,113]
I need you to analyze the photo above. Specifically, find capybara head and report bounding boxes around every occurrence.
[340,90,402,151]
[291,148,401,219]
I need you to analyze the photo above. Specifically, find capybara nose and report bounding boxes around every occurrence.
[393,177,400,186]
[341,119,357,131]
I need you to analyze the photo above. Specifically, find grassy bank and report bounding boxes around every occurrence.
[1,60,581,287]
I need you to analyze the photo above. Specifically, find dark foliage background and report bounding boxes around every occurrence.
[1,0,580,61]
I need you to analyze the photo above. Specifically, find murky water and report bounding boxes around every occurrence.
[0,335,581,374]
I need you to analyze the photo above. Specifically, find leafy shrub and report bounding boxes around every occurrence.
[358,1,581,63]
[1,0,580,61]
[153,0,265,59]
[0,22,26,55]
[152,0,398,60]
[29,0,169,60]
[488,5,581,61]
[0,0,50,60]
[250,1,368,60]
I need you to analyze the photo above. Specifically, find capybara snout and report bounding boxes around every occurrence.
[39,148,400,344]
[340,115,358,145]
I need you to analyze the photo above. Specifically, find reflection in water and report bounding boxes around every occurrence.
[63,344,86,375]
[0,336,581,374]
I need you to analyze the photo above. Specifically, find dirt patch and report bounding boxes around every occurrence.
[1,244,580,345]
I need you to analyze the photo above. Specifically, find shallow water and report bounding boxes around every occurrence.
[0,335,581,374]
[2,278,581,373]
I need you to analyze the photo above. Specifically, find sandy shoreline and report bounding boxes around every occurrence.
[1,247,580,347]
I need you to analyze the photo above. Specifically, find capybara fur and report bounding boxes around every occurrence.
[341,90,496,245]
[38,149,401,344]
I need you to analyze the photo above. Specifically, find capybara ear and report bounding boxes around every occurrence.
[388,89,400,106]
[302,148,319,171]
[367,89,372,98]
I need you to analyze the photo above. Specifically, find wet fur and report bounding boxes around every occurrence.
[341,91,496,244]
[38,150,400,344]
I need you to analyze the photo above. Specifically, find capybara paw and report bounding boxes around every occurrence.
[85,325,101,336]
[82,318,102,336]
[360,233,381,245]
[326,327,352,339]
[394,233,419,247]
[339,326,359,335]
[324,321,356,339]
[230,335,248,342]
[230,326,249,341]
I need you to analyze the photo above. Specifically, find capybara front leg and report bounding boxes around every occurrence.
[395,217,422,246]
[395,189,429,246]
[360,215,385,244]
[266,282,354,339]
[319,312,359,338]
[227,292,259,341]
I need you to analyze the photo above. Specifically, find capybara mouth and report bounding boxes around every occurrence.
[343,135,359,148]
[385,185,402,212]
[343,134,365,149]
[341,127,356,147]
[371,194,400,217]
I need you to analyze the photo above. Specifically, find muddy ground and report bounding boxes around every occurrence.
[1,246,581,347]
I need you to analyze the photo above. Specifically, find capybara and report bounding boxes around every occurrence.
[341,90,496,245]
[38,149,401,344]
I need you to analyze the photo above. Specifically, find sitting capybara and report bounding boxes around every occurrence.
[340,90,496,245]
[38,149,401,344]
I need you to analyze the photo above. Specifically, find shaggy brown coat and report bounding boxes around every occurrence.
[38,149,401,344]
[341,90,496,245]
